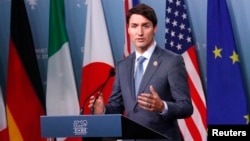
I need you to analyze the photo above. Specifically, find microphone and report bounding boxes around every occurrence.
[79,68,115,115]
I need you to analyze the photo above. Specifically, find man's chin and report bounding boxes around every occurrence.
[135,43,146,48]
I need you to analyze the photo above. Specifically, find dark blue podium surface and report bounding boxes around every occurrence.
[40,114,168,139]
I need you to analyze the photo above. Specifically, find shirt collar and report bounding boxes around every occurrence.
[135,41,156,61]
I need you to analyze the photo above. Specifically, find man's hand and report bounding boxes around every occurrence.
[137,85,165,112]
[88,93,105,114]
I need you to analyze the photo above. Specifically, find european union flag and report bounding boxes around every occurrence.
[207,0,248,124]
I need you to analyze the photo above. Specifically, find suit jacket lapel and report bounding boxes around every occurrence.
[139,46,162,95]
[126,53,137,99]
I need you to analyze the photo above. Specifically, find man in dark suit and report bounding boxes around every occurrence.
[88,3,193,141]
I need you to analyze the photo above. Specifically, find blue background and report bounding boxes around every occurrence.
[0,0,250,106]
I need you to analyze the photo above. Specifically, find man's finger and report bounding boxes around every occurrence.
[150,85,157,95]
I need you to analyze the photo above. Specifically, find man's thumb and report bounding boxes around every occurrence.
[150,85,156,95]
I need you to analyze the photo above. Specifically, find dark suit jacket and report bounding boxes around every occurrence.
[105,46,193,141]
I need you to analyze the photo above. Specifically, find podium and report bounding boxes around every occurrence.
[41,114,169,140]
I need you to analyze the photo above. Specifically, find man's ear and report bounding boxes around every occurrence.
[127,25,131,35]
[154,26,158,34]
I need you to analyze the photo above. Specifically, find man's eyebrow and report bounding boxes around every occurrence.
[130,22,151,25]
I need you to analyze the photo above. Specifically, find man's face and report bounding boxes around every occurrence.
[128,14,157,53]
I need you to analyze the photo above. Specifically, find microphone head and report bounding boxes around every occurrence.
[109,68,116,77]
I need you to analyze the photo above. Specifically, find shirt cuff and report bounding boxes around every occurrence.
[160,101,168,115]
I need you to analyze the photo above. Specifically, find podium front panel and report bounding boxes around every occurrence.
[41,114,122,138]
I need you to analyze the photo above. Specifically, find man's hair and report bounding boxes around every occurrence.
[126,3,158,27]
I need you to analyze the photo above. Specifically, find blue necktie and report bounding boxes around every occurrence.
[135,56,146,96]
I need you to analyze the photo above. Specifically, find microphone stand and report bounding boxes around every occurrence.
[79,68,115,115]
[90,76,111,114]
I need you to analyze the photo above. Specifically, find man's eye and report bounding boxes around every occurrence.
[131,25,137,28]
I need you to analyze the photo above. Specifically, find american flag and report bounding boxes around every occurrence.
[165,0,207,141]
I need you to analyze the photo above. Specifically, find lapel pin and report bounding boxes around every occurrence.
[153,61,158,66]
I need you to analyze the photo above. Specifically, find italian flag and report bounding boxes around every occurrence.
[46,0,81,141]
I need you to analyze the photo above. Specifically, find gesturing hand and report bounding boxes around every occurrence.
[137,85,165,112]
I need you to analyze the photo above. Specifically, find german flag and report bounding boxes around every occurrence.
[6,0,46,140]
